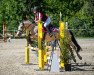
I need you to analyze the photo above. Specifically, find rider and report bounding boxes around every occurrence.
[33,6,52,36]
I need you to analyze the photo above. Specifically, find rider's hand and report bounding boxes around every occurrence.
[34,20,38,24]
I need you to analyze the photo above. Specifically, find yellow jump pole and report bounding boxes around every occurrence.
[44,41,48,64]
[59,12,65,69]
[38,20,44,70]
[25,29,29,64]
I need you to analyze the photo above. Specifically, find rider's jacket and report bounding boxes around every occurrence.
[34,12,48,22]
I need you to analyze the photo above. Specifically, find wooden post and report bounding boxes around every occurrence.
[3,22,7,42]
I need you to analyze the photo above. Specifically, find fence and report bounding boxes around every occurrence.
[0,29,94,39]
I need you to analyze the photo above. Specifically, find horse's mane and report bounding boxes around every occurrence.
[23,18,37,26]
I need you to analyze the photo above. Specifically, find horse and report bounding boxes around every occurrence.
[16,19,82,62]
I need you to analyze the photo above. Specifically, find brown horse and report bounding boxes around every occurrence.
[16,19,82,62]
[16,20,60,43]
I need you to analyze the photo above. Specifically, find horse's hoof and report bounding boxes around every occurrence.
[73,59,76,63]
[77,46,82,52]
[79,56,82,60]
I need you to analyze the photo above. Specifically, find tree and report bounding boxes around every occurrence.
[0,0,94,37]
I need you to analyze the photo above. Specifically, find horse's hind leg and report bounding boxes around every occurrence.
[68,45,76,63]
[76,50,82,60]
[70,42,82,60]
[69,30,82,52]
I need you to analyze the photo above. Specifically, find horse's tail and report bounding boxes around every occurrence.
[69,30,82,52]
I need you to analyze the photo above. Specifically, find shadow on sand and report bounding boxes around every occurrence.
[21,63,38,65]
[71,62,94,71]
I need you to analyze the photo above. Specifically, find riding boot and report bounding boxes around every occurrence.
[45,26,53,37]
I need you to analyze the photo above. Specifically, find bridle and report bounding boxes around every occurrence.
[17,19,37,38]
[21,21,32,33]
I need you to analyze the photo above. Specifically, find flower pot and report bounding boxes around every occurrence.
[64,64,71,71]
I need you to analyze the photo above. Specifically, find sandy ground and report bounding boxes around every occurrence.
[0,38,94,75]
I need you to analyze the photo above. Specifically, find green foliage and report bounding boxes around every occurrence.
[60,30,72,63]
[0,0,94,37]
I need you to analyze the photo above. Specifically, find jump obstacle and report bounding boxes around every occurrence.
[25,29,30,64]
[24,13,68,71]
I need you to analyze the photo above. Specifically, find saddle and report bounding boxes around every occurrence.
[42,24,57,33]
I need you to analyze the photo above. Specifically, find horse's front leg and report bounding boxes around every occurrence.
[27,35,33,46]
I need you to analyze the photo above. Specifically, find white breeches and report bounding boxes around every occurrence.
[44,17,51,27]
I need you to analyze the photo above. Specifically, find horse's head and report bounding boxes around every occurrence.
[16,22,24,37]
[16,20,34,37]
